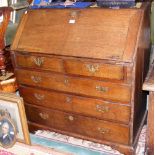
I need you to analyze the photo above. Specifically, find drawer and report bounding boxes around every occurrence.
[75,115,130,145]
[20,86,130,123]
[64,59,124,80]
[25,104,78,133]
[16,69,131,103]
[15,53,63,72]
[25,103,54,127]
[15,53,127,82]
[20,86,73,112]
[25,104,130,145]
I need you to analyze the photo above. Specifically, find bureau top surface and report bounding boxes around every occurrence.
[11,7,145,62]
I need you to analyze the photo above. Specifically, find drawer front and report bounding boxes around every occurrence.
[76,115,130,145]
[15,53,63,72]
[20,86,73,112]
[25,104,130,145]
[25,104,54,127]
[15,53,127,82]
[16,69,131,103]
[25,104,79,133]
[20,86,130,123]
[64,59,124,80]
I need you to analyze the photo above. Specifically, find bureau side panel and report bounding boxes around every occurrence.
[132,4,151,144]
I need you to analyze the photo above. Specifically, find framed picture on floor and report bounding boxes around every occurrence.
[0,93,31,145]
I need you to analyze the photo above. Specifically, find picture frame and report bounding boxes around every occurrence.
[0,116,17,148]
[0,0,8,7]
[0,93,31,145]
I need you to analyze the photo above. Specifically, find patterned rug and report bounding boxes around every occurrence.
[31,125,146,155]
[0,126,146,155]
[0,142,71,155]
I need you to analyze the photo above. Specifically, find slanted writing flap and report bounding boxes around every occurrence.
[11,8,142,62]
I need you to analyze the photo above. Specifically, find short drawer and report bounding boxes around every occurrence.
[15,53,63,72]
[64,59,124,80]
[20,86,130,123]
[25,104,130,145]
[16,69,131,103]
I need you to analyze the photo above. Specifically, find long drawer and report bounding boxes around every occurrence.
[16,69,131,103]
[20,86,131,123]
[15,53,125,81]
[25,104,130,145]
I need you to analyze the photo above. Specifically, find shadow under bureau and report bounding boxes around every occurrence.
[11,3,151,155]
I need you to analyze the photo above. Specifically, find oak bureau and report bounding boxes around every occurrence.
[11,3,151,155]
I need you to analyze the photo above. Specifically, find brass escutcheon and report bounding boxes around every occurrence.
[64,79,69,85]
[70,10,80,18]
[66,96,72,103]
[39,113,49,120]
[68,115,74,121]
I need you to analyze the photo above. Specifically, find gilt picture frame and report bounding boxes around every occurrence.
[0,93,31,145]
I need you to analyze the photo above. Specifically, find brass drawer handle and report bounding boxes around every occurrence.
[96,104,109,113]
[96,86,108,92]
[86,64,99,73]
[66,96,72,103]
[31,76,42,83]
[34,93,45,100]
[98,127,110,134]
[39,113,49,120]
[68,115,74,121]
[33,57,44,67]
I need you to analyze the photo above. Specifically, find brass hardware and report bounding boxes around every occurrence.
[96,104,109,113]
[70,10,80,18]
[86,64,99,73]
[39,113,49,120]
[64,79,69,85]
[98,127,110,134]
[96,86,108,92]
[31,76,42,83]
[66,96,72,103]
[34,93,44,100]
[68,115,74,121]
[33,57,44,67]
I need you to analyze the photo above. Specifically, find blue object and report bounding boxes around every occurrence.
[30,134,111,155]
[30,1,93,9]
[33,0,50,4]
[96,0,135,8]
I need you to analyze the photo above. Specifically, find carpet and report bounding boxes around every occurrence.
[31,125,146,155]
[0,126,146,155]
